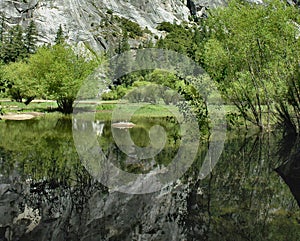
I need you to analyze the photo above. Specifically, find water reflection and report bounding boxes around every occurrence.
[275,133,300,207]
[0,117,299,240]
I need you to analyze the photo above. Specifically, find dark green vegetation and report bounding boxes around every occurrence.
[0,17,38,63]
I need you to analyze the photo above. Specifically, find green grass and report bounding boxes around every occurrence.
[95,103,178,121]
[0,100,58,114]
[0,99,280,134]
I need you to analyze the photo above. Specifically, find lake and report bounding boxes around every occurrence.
[0,115,299,240]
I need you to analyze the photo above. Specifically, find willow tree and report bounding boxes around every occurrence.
[203,0,300,130]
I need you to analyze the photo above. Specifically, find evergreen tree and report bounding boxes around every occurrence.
[25,20,38,54]
[0,13,6,43]
[0,14,6,62]
[113,31,132,86]
[3,25,26,63]
[55,24,65,44]
[116,30,130,54]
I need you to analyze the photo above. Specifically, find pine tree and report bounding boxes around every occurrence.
[0,13,6,43]
[25,20,38,54]
[116,30,130,54]
[3,25,26,63]
[0,13,6,62]
[55,24,65,44]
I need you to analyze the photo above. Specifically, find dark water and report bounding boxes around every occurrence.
[0,116,299,241]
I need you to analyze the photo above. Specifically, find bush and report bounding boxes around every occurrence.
[157,22,175,32]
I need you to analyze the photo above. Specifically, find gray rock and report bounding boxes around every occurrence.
[0,0,227,53]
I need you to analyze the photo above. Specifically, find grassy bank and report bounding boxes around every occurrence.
[0,99,277,133]
[0,99,58,114]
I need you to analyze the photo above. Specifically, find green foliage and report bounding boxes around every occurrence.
[156,22,203,59]
[55,24,65,45]
[116,31,130,54]
[0,20,39,63]
[2,44,99,113]
[2,25,27,63]
[202,0,300,130]
[102,84,131,100]
[114,16,143,38]
[25,20,38,54]
[106,9,113,15]
[105,68,209,130]
[2,61,40,103]
[28,44,99,113]
[157,22,176,32]
[156,23,189,53]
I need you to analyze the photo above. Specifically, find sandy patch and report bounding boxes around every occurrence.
[1,112,44,120]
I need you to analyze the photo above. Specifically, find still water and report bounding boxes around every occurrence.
[0,116,299,241]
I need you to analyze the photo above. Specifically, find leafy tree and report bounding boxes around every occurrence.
[28,44,99,113]
[2,61,39,104]
[2,43,99,111]
[155,22,203,60]
[202,0,300,130]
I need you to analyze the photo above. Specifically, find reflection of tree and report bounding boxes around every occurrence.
[0,117,82,182]
[275,133,300,208]
[1,119,300,240]
[183,132,300,240]
[98,117,181,173]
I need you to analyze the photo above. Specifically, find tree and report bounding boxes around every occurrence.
[2,43,99,111]
[0,13,6,43]
[2,61,39,104]
[116,30,130,54]
[155,22,201,58]
[0,14,5,63]
[202,0,300,130]
[2,25,26,63]
[54,24,65,45]
[28,44,99,113]
[25,20,38,54]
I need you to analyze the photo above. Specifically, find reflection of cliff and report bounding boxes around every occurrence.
[0,178,189,241]
[0,180,40,241]
[1,119,300,240]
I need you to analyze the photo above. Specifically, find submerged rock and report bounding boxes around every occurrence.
[111,122,135,129]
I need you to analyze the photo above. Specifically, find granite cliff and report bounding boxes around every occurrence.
[0,0,226,52]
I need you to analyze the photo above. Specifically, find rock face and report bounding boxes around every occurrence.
[0,0,188,52]
[0,0,226,53]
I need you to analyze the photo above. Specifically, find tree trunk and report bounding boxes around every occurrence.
[57,98,74,114]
